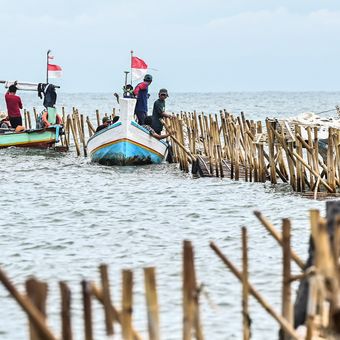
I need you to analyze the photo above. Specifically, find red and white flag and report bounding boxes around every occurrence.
[48,55,62,78]
[131,56,148,82]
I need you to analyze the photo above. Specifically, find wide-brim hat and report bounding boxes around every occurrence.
[0,112,7,121]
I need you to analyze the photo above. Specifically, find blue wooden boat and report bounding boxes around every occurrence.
[87,98,168,165]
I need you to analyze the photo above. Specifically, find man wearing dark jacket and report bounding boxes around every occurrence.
[152,88,172,134]
[133,74,152,125]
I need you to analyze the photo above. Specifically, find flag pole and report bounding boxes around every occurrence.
[124,71,129,88]
[46,49,51,84]
[130,50,133,86]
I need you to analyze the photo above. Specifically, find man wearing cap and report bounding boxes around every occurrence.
[5,85,23,128]
[133,74,153,125]
[95,115,120,133]
[96,116,110,133]
[152,88,172,134]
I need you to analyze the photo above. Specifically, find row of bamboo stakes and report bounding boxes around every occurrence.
[21,106,340,196]
[1,201,340,339]
[162,110,340,197]
[0,241,202,340]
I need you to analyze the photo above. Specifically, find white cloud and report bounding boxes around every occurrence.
[1,3,340,91]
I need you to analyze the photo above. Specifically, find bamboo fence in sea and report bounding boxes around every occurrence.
[161,110,340,199]
[1,201,340,339]
[20,105,340,198]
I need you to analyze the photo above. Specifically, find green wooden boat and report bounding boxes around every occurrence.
[0,125,61,149]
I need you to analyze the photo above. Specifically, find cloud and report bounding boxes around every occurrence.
[1,3,340,91]
[206,8,340,56]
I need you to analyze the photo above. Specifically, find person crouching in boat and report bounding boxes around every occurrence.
[5,85,23,128]
[96,116,120,133]
[142,116,171,140]
[96,116,110,132]
[36,109,63,129]
[0,112,11,133]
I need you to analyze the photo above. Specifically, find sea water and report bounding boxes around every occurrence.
[0,92,337,339]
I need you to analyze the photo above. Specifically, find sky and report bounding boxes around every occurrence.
[1,0,340,92]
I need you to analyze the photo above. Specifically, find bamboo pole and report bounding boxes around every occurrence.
[295,125,303,192]
[161,119,196,162]
[0,268,57,340]
[24,109,28,129]
[96,109,100,127]
[99,264,114,336]
[59,281,73,340]
[281,219,293,340]
[86,116,95,137]
[82,280,93,340]
[210,242,301,340]
[235,125,240,180]
[183,240,204,340]
[33,107,37,122]
[67,116,81,156]
[242,227,250,340]
[25,278,48,340]
[80,114,88,155]
[293,151,334,192]
[306,127,315,188]
[179,119,190,172]
[91,284,142,340]
[327,128,336,192]
[27,111,32,129]
[122,269,133,340]
[144,267,160,340]
[76,111,87,157]
[306,273,318,340]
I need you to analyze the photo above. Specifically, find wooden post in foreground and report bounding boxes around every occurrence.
[121,269,133,340]
[183,240,204,340]
[144,267,160,340]
[0,268,57,340]
[281,219,293,340]
[82,280,93,340]
[91,283,142,340]
[59,281,73,340]
[99,264,114,336]
[25,278,48,340]
[241,227,250,340]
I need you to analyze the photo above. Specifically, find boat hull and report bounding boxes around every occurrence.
[87,122,168,166]
[0,126,60,149]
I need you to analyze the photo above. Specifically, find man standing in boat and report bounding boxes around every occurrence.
[133,74,152,125]
[5,85,23,128]
[152,88,172,134]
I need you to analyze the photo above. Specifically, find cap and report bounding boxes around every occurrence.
[102,116,110,123]
[159,88,169,97]
[144,74,153,82]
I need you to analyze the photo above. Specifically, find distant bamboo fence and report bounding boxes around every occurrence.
[162,110,340,198]
[21,106,340,198]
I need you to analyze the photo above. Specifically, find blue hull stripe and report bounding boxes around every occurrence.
[92,140,164,165]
